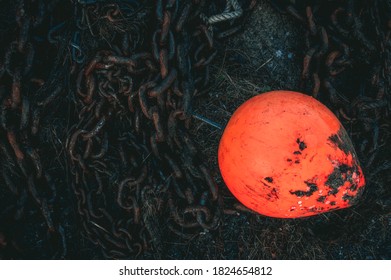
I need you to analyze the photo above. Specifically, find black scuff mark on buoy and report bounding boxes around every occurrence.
[325,162,358,196]
[266,187,279,201]
[297,138,307,151]
[293,151,302,155]
[349,184,358,191]
[325,166,346,195]
[309,206,325,212]
[338,163,349,173]
[327,128,365,198]
[328,188,339,195]
[260,180,272,189]
[289,181,318,197]
[327,127,356,156]
[264,177,273,183]
[342,194,355,203]
[317,196,327,203]
[245,184,257,193]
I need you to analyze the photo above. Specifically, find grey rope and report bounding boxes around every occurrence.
[204,0,243,25]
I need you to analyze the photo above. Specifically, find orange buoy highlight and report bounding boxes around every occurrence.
[218,91,365,218]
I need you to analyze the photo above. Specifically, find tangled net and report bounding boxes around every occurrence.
[0,0,255,259]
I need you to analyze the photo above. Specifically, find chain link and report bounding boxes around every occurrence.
[1,0,255,258]
[0,0,68,258]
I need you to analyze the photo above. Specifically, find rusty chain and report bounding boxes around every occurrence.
[0,0,70,258]
[65,0,252,258]
[0,0,255,259]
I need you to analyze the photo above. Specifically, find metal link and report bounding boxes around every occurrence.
[0,0,256,259]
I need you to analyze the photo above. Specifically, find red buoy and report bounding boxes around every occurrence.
[218,91,365,218]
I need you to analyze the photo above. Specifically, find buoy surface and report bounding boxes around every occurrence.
[218,91,365,218]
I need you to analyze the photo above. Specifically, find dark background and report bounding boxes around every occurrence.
[0,0,390,259]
